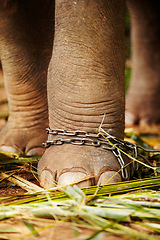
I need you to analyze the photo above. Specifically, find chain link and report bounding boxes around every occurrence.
[46,127,101,138]
[43,127,160,181]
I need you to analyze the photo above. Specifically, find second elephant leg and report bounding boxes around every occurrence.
[38,0,126,188]
[0,1,54,155]
[126,0,160,126]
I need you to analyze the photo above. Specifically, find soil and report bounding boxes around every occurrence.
[0,220,125,240]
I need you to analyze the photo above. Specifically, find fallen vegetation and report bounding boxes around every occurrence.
[0,127,160,239]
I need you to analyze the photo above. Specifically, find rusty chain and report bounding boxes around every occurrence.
[43,127,160,180]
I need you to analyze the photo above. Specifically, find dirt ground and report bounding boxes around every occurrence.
[1,220,126,240]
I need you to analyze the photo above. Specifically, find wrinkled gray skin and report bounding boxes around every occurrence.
[0,0,159,188]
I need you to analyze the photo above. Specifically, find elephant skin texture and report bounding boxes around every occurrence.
[0,0,159,188]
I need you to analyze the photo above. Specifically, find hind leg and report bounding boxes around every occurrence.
[126,0,160,126]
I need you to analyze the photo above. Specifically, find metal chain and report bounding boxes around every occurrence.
[43,127,160,180]
[45,127,102,138]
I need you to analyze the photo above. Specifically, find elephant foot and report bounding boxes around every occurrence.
[0,122,47,155]
[126,91,160,127]
[38,144,125,189]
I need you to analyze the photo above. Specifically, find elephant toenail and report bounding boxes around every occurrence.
[97,171,122,185]
[139,118,150,126]
[0,145,21,153]
[58,172,91,188]
[26,147,45,156]
[125,112,137,126]
[40,170,55,189]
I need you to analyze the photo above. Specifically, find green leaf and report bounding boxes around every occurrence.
[0,228,20,233]
[22,221,38,236]
[65,185,84,203]
[156,167,160,173]
[82,206,133,221]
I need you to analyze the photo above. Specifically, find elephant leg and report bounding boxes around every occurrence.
[38,0,126,188]
[126,0,160,126]
[0,1,54,155]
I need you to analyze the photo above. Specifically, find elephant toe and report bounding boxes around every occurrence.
[97,171,122,185]
[125,112,138,126]
[26,147,45,156]
[40,169,56,189]
[0,145,22,154]
[58,172,91,188]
